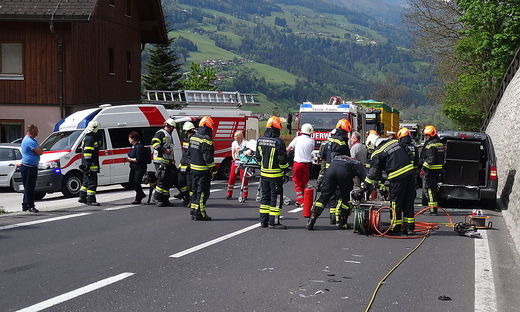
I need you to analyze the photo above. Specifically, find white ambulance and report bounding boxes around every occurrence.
[15,104,181,198]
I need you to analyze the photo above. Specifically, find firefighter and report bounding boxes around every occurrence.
[420,125,445,215]
[286,123,314,207]
[189,116,216,221]
[178,121,196,207]
[363,137,416,235]
[306,155,366,230]
[397,127,419,168]
[256,116,289,229]
[329,118,351,159]
[78,120,102,206]
[151,118,177,207]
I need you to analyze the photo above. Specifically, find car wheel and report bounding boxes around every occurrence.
[481,198,498,211]
[34,192,46,201]
[62,171,83,197]
[218,158,232,180]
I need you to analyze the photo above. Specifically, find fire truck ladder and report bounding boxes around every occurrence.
[145,90,259,108]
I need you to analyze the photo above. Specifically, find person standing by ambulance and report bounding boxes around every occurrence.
[20,124,43,213]
[256,116,290,229]
[151,118,177,207]
[286,123,314,207]
[188,116,216,221]
[226,130,249,200]
[78,121,102,206]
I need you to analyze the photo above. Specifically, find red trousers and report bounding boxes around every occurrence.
[227,160,248,198]
[292,162,311,205]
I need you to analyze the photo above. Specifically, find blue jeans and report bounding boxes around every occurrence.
[21,164,38,209]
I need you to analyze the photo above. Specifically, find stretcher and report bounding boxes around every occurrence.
[235,155,261,203]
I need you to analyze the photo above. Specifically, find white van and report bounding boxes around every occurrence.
[15,104,181,197]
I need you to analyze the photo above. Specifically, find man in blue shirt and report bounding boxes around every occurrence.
[20,124,43,213]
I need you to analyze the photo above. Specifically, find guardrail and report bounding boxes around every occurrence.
[481,46,520,131]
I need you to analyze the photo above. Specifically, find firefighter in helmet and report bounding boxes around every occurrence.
[397,127,419,168]
[256,116,289,229]
[363,136,416,235]
[420,125,445,214]
[307,155,366,230]
[151,118,178,207]
[78,120,102,206]
[178,121,196,207]
[188,116,216,221]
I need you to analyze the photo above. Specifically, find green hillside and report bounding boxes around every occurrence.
[158,0,435,114]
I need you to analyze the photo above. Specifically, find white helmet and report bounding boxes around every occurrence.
[301,123,314,135]
[366,133,379,150]
[86,120,100,133]
[164,118,176,127]
[182,121,195,131]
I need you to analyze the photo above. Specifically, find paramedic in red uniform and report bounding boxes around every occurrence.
[226,130,249,200]
[286,123,315,206]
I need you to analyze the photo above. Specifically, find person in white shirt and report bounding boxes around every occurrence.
[287,123,315,206]
[226,130,249,200]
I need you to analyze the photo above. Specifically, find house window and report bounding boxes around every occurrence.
[108,0,115,6]
[0,43,23,80]
[126,0,131,17]
[0,120,24,143]
[108,48,115,74]
[126,51,132,82]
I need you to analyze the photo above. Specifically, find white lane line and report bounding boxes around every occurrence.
[170,223,261,258]
[0,213,91,231]
[288,207,303,213]
[475,230,497,312]
[210,189,223,193]
[15,272,135,312]
[103,205,136,211]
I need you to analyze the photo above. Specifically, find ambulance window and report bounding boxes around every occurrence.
[41,130,83,151]
[108,127,161,148]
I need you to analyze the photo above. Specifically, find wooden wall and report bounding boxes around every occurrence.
[0,0,144,108]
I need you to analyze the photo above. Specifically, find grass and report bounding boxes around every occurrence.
[244,63,297,85]
[170,30,241,63]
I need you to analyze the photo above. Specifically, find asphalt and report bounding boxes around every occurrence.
[0,179,519,312]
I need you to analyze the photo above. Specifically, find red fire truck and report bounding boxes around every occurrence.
[147,90,259,179]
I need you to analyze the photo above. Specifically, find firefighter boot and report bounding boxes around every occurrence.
[428,206,438,215]
[268,215,287,229]
[195,209,212,221]
[390,224,402,236]
[182,195,191,208]
[78,191,87,204]
[337,215,349,230]
[260,213,269,228]
[403,223,415,236]
[163,194,174,207]
[329,213,336,225]
[153,191,165,206]
[306,216,317,230]
[86,195,100,206]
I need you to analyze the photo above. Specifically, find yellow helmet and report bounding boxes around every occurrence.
[423,125,437,137]
[266,116,282,129]
[397,127,410,139]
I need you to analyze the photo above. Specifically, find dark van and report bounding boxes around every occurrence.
[435,131,498,209]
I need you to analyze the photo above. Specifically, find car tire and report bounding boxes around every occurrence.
[481,198,498,211]
[62,171,83,197]
[34,192,46,201]
[218,158,232,180]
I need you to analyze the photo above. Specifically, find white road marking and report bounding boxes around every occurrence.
[170,223,261,258]
[15,272,134,312]
[103,205,136,211]
[474,230,497,312]
[288,207,303,213]
[210,189,223,193]
[0,213,91,231]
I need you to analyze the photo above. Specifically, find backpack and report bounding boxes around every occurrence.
[144,146,152,164]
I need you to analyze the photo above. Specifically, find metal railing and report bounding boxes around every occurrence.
[481,46,520,131]
[145,90,259,108]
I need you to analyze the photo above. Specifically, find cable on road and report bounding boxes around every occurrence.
[370,205,454,239]
[364,234,429,312]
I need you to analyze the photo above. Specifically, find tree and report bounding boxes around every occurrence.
[143,37,183,91]
[183,63,217,90]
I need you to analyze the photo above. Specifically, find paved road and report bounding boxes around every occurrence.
[0,180,519,311]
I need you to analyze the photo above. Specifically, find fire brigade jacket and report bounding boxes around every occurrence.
[399,135,419,168]
[188,126,215,172]
[81,132,102,172]
[365,139,414,184]
[319,140,332,168]
[255,128,289,178]
[421,136,445,171]
[329,129,351,160]
[152,128,175,164]
[331,155,367,184]
[179,137,191,172]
